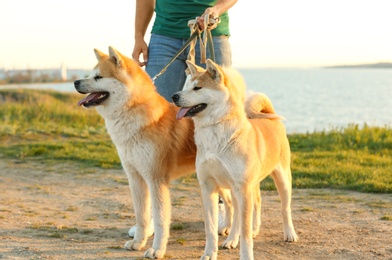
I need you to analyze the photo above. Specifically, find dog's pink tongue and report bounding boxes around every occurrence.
[176,107,191,120]
[78,93,100,106]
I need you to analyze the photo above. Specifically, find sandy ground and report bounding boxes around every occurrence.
[0,158,391,260]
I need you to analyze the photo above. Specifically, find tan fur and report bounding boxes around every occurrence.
[74,47,233,259]
[172,59,298,260]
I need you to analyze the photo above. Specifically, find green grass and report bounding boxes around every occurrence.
[1,89,391,193]
[260,124,392,193]
[0,89,120,168]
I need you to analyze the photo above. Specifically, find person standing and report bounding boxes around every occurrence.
[132,0,238,101]
[127,0,238,238]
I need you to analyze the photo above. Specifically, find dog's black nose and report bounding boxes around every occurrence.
[171,93,179,103]
[74,80,87,94]
[74,80,81,88]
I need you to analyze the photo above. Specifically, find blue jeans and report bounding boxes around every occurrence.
[146,33,232,101]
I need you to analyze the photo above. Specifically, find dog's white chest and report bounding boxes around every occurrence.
[197,156,233,189]
[195,126,249,188]
[197,146,245,189]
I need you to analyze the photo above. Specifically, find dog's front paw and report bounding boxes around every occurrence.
[124,239,146,251]
[221,237,238,249]
[284,229,299,242]
[144,247,165,259]
[252,228,260,238]
[200,252,217,260]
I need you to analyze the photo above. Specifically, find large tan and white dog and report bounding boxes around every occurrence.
[73,47,234,259]
[172,59,298,260]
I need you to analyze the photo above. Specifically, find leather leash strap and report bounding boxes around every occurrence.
[152,14,220,82]
[187,14,220,64]
[151,29,199,82]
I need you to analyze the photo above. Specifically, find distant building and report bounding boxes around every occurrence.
[0,69,5,80]
[61,63,67,81]
[0,65,90,83]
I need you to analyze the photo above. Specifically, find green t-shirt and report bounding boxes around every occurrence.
[152,0,230,39]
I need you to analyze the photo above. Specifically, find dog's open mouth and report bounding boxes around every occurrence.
[78,92,109,107]
[176,103,207,120]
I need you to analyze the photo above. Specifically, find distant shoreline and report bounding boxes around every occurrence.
[324,62,392,69]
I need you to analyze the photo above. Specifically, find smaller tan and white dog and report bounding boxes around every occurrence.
[172,60,298,260]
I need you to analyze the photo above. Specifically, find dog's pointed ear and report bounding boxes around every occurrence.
[206,59,223,84]
[94,49,108,61]
[108,46,124,69]
[186,60,204,76]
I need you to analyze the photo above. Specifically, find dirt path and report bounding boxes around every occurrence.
[1,159,391,259]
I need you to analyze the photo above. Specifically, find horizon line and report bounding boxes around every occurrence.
[1,61,391,71]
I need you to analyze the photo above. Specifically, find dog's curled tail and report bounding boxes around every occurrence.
[245,91,286,120]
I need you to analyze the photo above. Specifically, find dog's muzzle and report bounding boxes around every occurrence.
[74,79,87,94]
[74,79,109,107]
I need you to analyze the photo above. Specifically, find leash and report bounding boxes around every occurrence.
[151,30,199,82]
[152,14,220,82]
[187,14,220,65]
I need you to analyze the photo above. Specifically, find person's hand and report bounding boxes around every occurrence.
[132,39,149,67]
[197,7,220,30]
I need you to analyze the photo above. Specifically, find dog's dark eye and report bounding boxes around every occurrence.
[94,75,103,81]
[193,86,202,91]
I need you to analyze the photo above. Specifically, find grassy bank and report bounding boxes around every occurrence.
[1,89,391,193]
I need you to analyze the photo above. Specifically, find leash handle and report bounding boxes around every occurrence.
[187,15,221,30]
[188,14,218,64]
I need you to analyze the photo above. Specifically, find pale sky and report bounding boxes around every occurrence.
[1,0,391,69]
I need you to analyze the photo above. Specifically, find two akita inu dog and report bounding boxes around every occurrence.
[172,60,298,259]
[74,47,234,259]
[74,47,297,259]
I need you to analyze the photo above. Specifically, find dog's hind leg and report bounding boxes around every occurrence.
[270,165,298,242]
[144,180,171,259]
[222,189,240,249]
[252,184,262,238]
[218,188,233,236]
[124,169,151,251]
